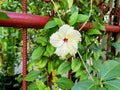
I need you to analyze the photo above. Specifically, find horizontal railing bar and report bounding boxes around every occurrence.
[0,10,51,28]
[0,10,120,32]
[79,23,120,32]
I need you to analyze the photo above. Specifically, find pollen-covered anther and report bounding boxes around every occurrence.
[63,38,68,42]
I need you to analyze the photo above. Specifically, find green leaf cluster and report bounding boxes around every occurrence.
[72,60,120,90]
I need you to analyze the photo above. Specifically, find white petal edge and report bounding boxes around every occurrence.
[67,43,78,55]
[55,43,69,58]
[50,32,64,47]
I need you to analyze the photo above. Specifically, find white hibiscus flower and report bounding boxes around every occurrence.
[50,24,81,58]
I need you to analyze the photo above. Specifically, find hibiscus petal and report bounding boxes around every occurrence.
[59,24,74,37]
[67,43,78,55]
[50,32,64,47]
[66,29,81,42]
[72,30,81,41]
[55,43,69,58]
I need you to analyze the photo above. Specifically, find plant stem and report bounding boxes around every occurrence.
[79,0,93,31]
[47,73,52,90]
[78,51,94,81]
[51,0,64,25]
[68,57,72,79]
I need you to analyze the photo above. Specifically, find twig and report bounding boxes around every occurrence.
[78,51,94,81]
[51,0,64,25]
[79,0,93,31]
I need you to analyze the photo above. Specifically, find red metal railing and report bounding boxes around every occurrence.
[0,10,50,28]
[79,23,120,32]
[22,0,27,90]
[0,11,119,32]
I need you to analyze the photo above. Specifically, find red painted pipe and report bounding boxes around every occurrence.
[0,11,120,32]
[22,0,27,90]
[0,11,51,28]
[44,0,51,2]
[78,23,120,32]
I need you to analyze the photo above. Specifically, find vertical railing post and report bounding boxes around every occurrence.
[113,0,120,55]
[22,0,27,90]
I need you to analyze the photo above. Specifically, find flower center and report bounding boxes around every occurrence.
[63,38,68,42]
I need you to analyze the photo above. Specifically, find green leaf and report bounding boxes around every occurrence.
[95,0,100,5]
[105,80,120,90]
[34,36,47,46]
[57,61,71,75]
[71,5,79,14]
[75,70,88,80]
[85,35,91,46]
[37,57,48,68]
[72,80,94,90]
[24,71,40,81]
[54,58,63,69]
[54,18,65,27]
[28,83,38,90]
[100,60,120,81]
[67,0,73,8]
[75,70,81,77]
[56,77,74,89]
[93,50,102,60]
[52,88,59,90]
[100,87,108,90]
[69,11,78,25]
[60,0,68,10]
[77,14,89,23]
[48,61,54,73]
[0,12,10,20]
[87,29,102,35]
[93,60,102,73]
[93,21,105,31]
[1,39,7,50]
[112,42,120,52]
[31,47,45,60]
[44,20,57,30]
[27,59,39,70]
[36,80,47,90]
[89,85,101,90]
[44,44,55,57]
[71,59,81,72]
[88,85,107,90]
[44,87,51,90]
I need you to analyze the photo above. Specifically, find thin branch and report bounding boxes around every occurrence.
[51,0,64,25]
[78,51,94,81]
[79,0,93,31]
